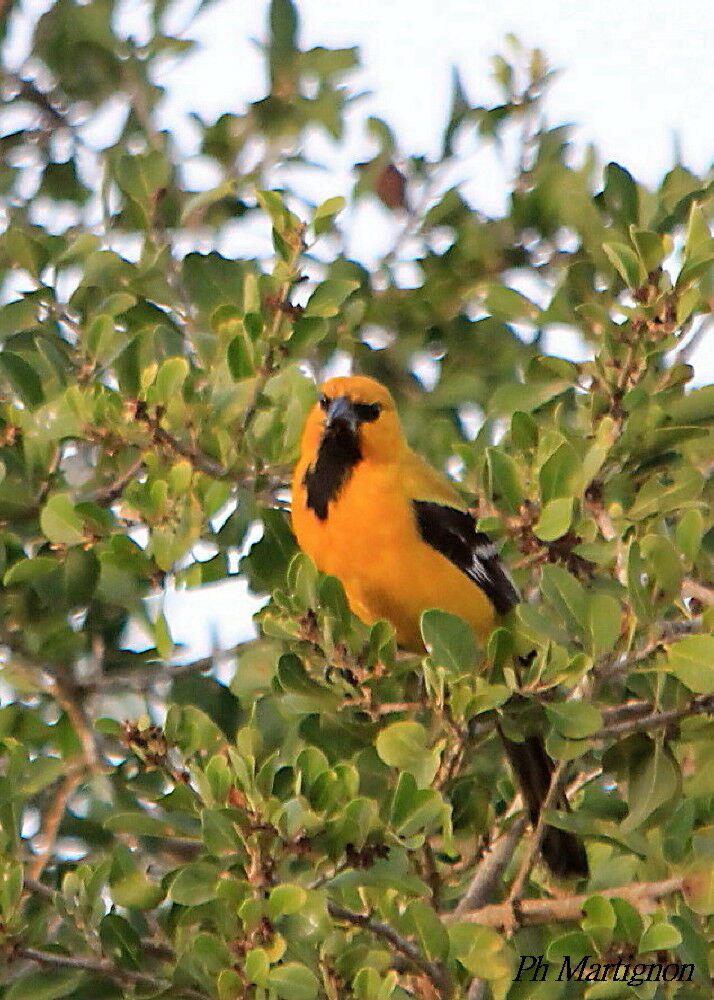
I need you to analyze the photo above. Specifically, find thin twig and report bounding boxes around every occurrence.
[23,877,55,901]
[682,578,714,606]
[450,877,685,929]
[149,421,226,478]
[27,771,83,881]
[508,759,567,903]
[596,694,714,739]
[467,979,487,1000]
[595,618,702,679]
[15,947,208,999]
[455,817,527,917]
[45,675,101,774]
[327,901,448,994]
[92,456,145,506]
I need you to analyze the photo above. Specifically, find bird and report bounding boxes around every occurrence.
[291,374,588,878]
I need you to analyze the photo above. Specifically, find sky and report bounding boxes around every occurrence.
[163,0,713,187]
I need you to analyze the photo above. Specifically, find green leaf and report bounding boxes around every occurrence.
[602,241,645,287]
[0,297,40,339]
[626,540,652,623]
[40,494,85,545]
[640,533,682,597]
[485,447,522,514]
[623,741,679,831]
[376,721,441,789]
[227,333,255,379]
[390,773,446,837]
[304,278,359,318]
[540,564,587,637]
[104,812,170,836]
[267,963,319,1000]
[100,912,140,968]
[581,896,616,952]
[448,923,512,979]
[63,547,99,605]
[667,635,714,694]
[539,442,580,502]
[630,227,667,272]
[6,971,83,1000]
[675,509,704,563]
[169,862,220,905]
[0,351,44,407]
[545,702,602,739]
[683,866,714,915]
[510,410,538,450]
[533,497,573,541]
[603,162,639,227]
[153,356,189,403]
[109,871,164,910]
[4,557,58,586]
[245,948,270,987]
[638,921,682,954]
[628,468,703,520]
[421,609,477,674]
[267,884,307,919]
[270,0,298,58]
[403,900,449,961]
[587,592,621,659]
[684,201,711,256]
[313,196,346,235]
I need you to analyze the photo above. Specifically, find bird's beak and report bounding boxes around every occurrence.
[325,395,359,433]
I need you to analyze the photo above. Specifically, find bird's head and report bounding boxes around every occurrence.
[297,376,406,519]
[309,375,404,462]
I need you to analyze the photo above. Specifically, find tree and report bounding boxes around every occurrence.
[0,0,712,997]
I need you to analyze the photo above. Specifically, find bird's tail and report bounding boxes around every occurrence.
[500,732,589,879]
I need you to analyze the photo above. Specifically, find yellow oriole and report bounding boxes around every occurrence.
[292,374,587,877]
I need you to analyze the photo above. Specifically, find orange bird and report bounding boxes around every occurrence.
[292,374,587,878]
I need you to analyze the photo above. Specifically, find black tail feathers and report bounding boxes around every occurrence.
[500,732,589,879]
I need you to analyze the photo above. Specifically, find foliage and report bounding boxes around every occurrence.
[0,1,712,998]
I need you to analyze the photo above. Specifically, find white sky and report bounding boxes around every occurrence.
[163,0,713,187]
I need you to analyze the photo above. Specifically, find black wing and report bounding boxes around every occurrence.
[412,500,520,615]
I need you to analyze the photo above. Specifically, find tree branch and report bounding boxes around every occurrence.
[451,878,685,929]
[327,901,449,995]
[595,617,702,679]
[682,578,714,606]
[508,759,567,903]
[597,694,714,739]
[14,947,209,999]
[27,770,83,881]
[454,817,527,917]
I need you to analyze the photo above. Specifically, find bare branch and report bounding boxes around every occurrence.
[508,759,567,903]
[27,770,83,881]
[454,817,527,918]
[45,674,101,774]
[597,694,714,739]
[327,900,449,995]
[15,947,209,999]
[450,877,685,929]
[595,617,702,679]
[23,877,55,901]
[91,456,145,506]
[682,578,714,606]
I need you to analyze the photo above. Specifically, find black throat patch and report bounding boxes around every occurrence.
[303,423,362,520]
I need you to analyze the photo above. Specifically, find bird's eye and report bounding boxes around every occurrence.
[319,394,330,411]
[354,402,381,423]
